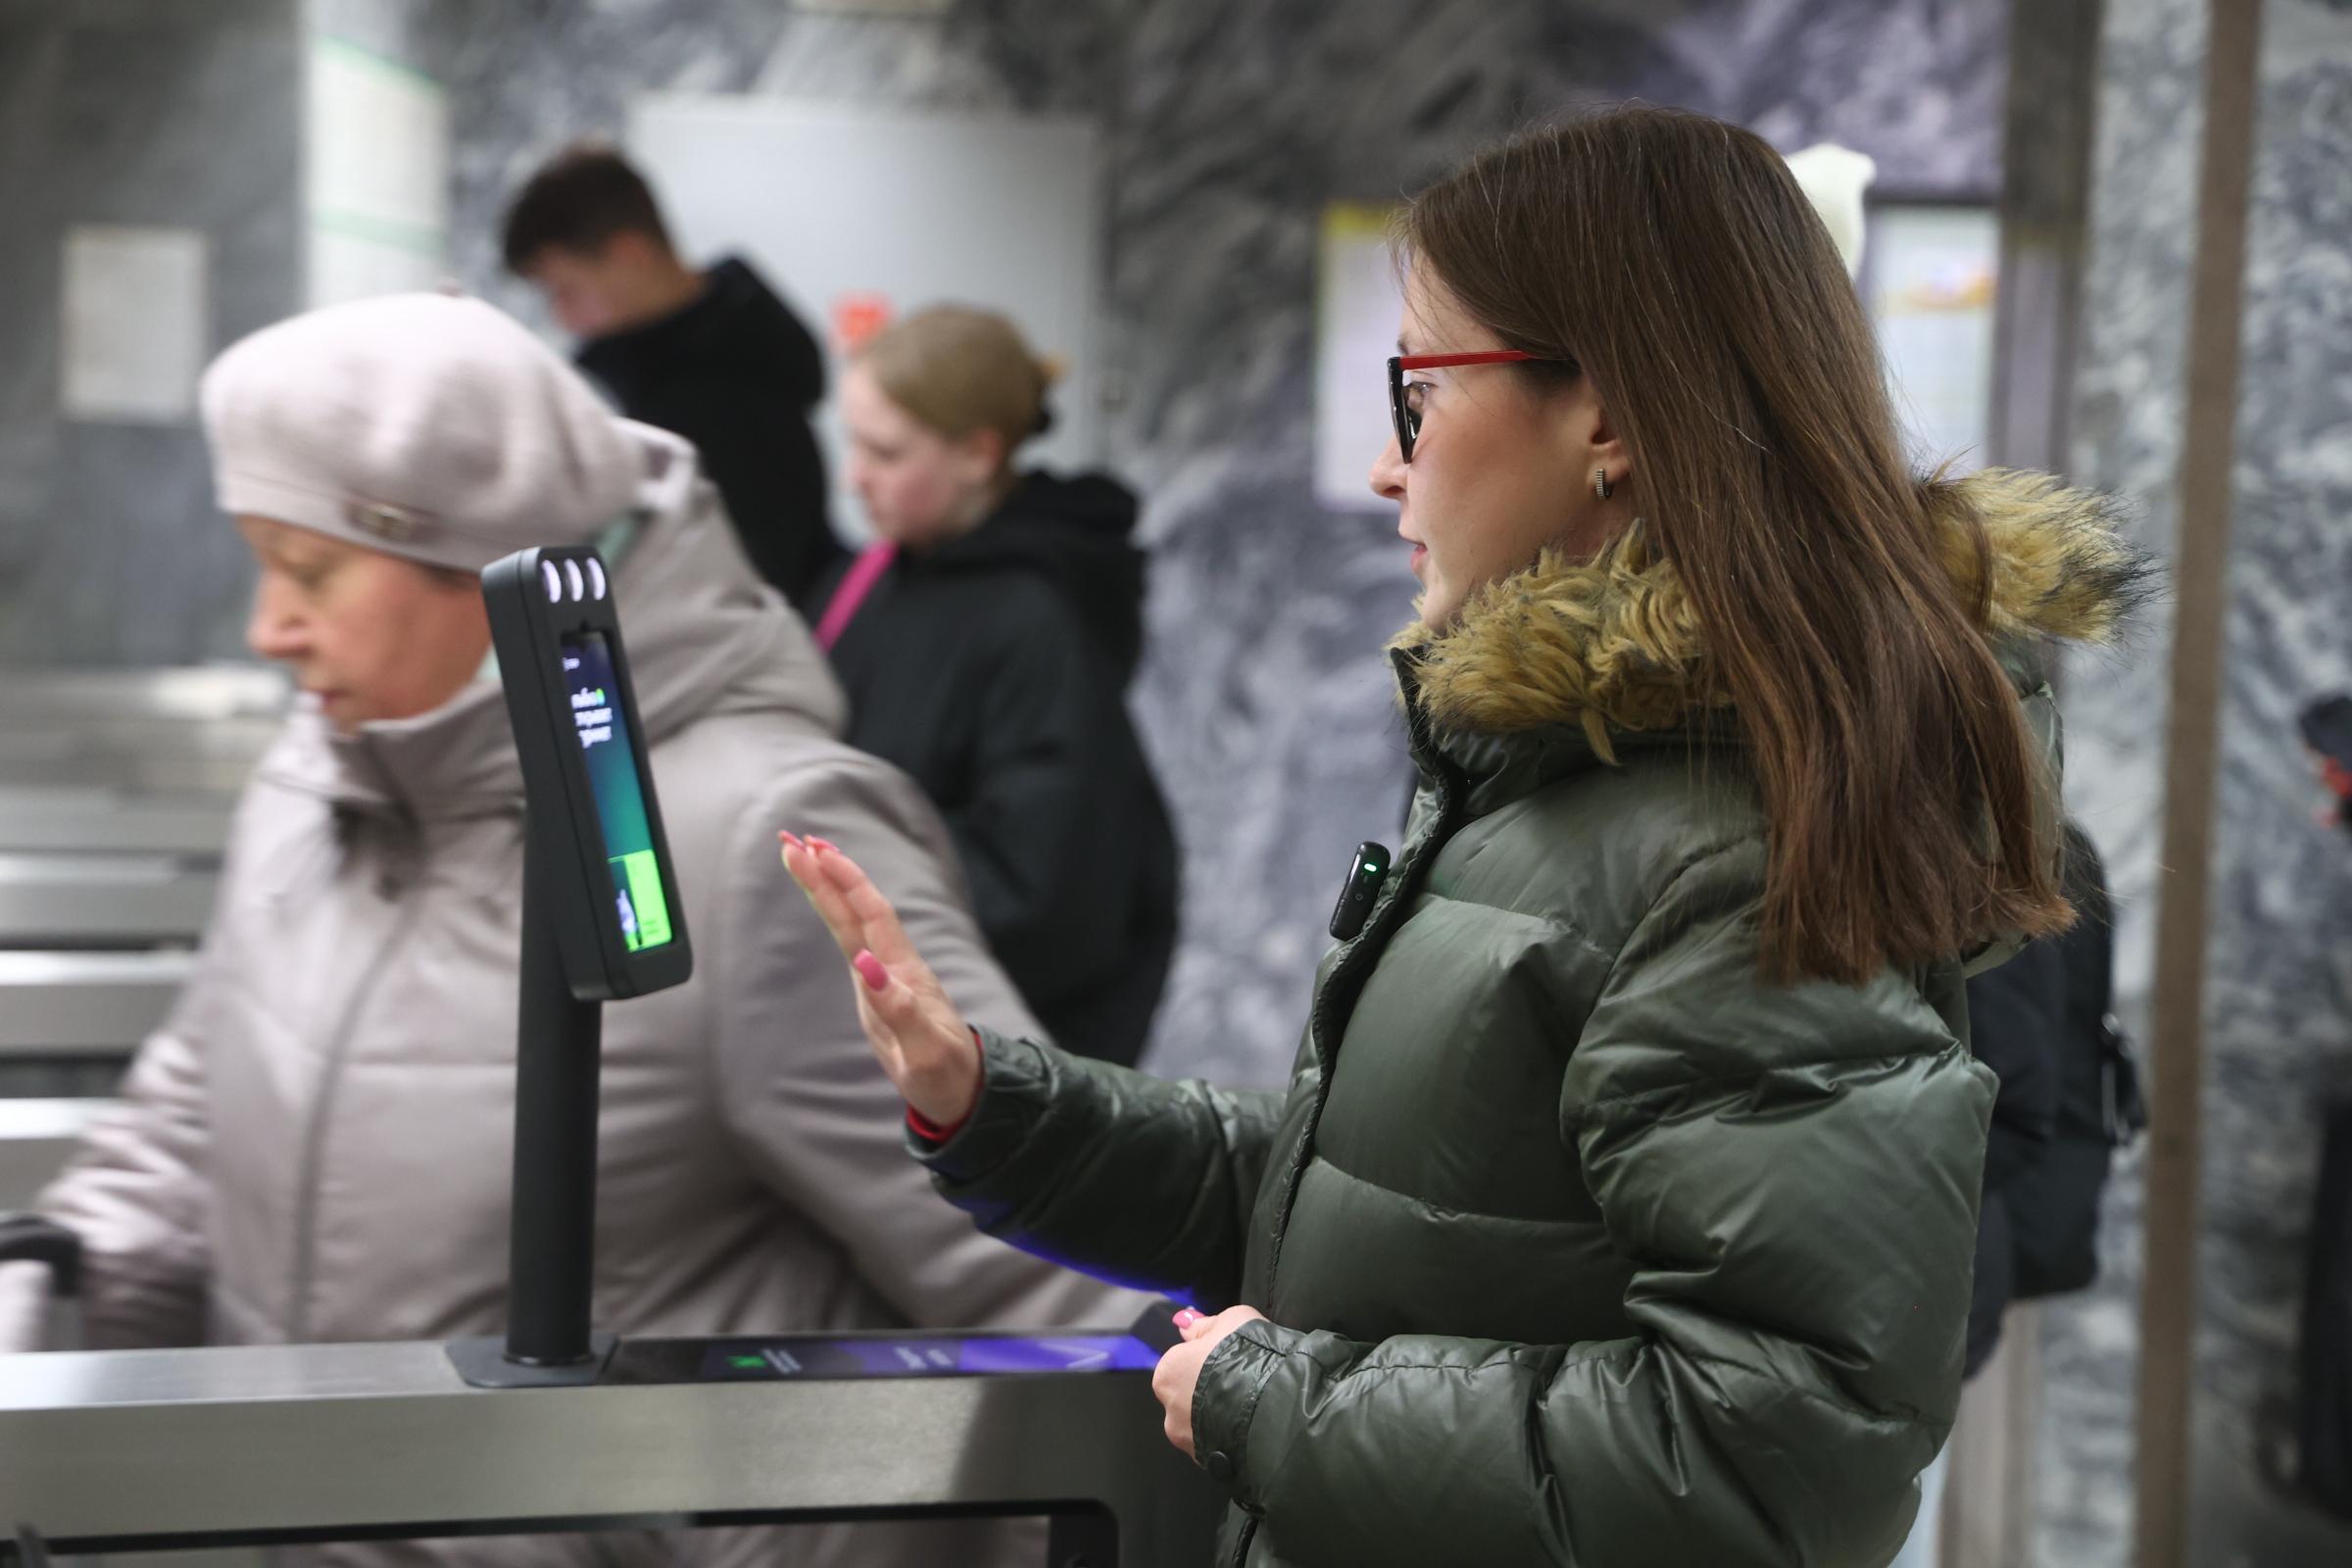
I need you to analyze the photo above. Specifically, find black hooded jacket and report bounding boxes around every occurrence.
[578,257,845,612]
[819,470,1178,1068]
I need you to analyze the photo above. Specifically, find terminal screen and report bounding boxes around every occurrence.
[561,631,673,953]
[695,1333,1162,1382]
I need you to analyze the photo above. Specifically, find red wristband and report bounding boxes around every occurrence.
[906,1102,968,1144]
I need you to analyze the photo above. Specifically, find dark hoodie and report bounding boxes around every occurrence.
[577,257,845,613]
[820,469,1178,1068]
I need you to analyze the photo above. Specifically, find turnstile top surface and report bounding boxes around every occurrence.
[0,1337,466,1409]
[0,1326,1174,1408]
[0,951,197,985]
[0,1098,106,1141]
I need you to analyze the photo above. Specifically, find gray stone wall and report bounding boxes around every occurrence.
[2046,0,2352,1562]
[0,0,303,666]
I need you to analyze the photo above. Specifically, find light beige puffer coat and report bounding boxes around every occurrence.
[0,431,1148,1566]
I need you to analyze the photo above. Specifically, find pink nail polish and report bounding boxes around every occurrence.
[854,951,889,993]
[810,838,839,855]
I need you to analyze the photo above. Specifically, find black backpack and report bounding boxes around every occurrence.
[2005,825,2147,1298]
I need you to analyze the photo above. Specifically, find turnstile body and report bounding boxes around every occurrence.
[0,1335,1223,1564]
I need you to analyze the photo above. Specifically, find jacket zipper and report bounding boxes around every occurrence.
[1258,699,1461,1301]
[1233,668,1457,1568]
[284,867,426,1343]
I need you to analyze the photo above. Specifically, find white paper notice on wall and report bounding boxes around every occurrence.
[1865,204,1999,474]
[1313,204,1407,512]
[61,225,210,424]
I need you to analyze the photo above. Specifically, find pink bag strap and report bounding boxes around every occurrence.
[812,543,898,652]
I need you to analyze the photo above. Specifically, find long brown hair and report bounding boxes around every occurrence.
[1402,105,2068,985]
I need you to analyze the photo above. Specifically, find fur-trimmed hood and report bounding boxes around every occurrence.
[1394,467,2149,756]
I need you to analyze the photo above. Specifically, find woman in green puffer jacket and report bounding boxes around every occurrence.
[780,104,2147,1568]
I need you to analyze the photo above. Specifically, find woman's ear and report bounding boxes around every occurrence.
[1583,389,1629,482]
[1556,381,1635,562]
[953,427,1006,488]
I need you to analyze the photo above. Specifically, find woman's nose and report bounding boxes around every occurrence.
[245,584,308,662]
[1368,432,1407,502]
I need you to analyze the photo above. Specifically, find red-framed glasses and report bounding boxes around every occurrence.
[1388,350,1564,463]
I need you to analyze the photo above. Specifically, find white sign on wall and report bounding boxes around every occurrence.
[1313,203,1406,512]
[1866,204,2000,474]
[628,99,1104,542]
[61,225,209,424]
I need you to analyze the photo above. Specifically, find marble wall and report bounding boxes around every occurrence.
[431,0,2010,1088]
[0,0,303,667]
[2035,0,2203,1557]
[2047,0,2352,1563]
[0,0,2009,1070]
[1091,0,2008,1088]
[2186,0,2352,1559]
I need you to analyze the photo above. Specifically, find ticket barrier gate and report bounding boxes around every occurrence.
[0,550,1221,1563]
[0,668,281,1103]
[0,1261,1219,1566]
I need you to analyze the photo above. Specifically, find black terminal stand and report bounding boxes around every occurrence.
[501,808,608,1371]
[447,809,614,1387]
[450,546,693,1389]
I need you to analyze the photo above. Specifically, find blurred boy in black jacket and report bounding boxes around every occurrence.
[505,141,843,614]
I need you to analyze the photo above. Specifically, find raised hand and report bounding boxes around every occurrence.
[779,833,984,1129]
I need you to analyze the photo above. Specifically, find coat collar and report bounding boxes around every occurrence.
[1394,467,2148,815]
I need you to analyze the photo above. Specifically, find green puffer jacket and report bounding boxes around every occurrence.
[918,471,2139,1567]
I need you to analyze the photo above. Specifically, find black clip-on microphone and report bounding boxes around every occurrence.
[1328,841,1392,941]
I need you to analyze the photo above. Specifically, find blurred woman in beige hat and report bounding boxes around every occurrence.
[0,292,1141,1568]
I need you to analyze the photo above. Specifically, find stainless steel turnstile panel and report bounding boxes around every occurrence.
[0,667,288,722]
[0,787,239,858]
[0,952,190,1053]
[0,1341,1223,1562]
[0,668,286,801]
[0,1100,104,1208]
[0,856,217,947]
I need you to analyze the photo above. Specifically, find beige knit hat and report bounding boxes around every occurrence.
[200,293,644,572]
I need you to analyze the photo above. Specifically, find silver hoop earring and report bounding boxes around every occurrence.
[1593,466,1612,501]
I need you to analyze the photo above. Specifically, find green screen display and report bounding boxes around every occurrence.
[562,632,672,952]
